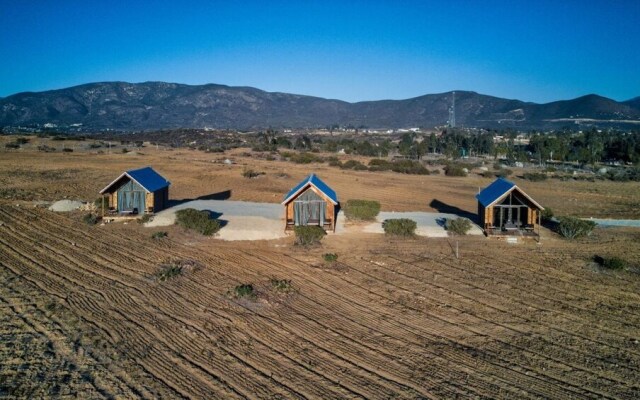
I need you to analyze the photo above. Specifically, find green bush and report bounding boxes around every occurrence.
[289,152,323,164]
[270,278,293,292]
[444,164,467,177]
[382,218,417,236]
[481,170,495,178]
[541,207,554,222]
[445,218,472,235]
[156,264,182,281]
[495,168,513,178]
[593,256,627,270]
[175,208,221,236]
[82,213,98,225]
[5,142,20,149]
[344,199,380,221]
[62,148,73,153]
[234,284,256,299]
[138,214,152,224]
[341,159,367,170]
[556,216,596,239]
[242,168,264,178]
[37,145,56,152]
[294,225,326,246]
[368,159,430,175]
[151,231,168,240]
[323,253,338,263]
[522,172,548,181]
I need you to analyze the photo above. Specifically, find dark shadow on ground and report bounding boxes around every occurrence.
[196,209,228,228]
[429,199,478,223]
[168,190,232,207]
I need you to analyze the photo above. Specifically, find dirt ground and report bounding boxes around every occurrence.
[1,138,640,398]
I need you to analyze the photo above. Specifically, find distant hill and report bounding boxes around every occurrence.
[1,81,639,131]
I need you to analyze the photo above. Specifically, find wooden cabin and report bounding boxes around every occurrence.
[476,177,544,237]
[99,167,170,218]
[282,174,339,232]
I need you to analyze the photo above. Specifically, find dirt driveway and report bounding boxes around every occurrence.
[363,211,484,237]
[147,200,481,240]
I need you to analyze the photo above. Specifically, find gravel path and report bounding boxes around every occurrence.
[146,200,286,241]
[147,200,480,240]
[363,212,484,237]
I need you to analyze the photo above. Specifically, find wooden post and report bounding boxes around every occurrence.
[538,211,541,243]
[101,196,104,218]
[456,241,459,259]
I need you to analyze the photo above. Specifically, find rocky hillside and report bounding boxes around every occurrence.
[1,81,638,130]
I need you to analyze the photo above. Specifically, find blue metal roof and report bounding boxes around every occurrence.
[476,177,544,210]
[282,174,338,204]
[476,177,516,207]
[126,167,170,192]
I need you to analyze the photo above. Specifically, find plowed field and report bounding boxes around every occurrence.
[1,140,640,398]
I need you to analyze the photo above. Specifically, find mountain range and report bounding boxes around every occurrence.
[1,81,639,131]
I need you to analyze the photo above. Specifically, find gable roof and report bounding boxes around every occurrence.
[99,167,170,194]
[282,173,338,205]
[476,177,543,210]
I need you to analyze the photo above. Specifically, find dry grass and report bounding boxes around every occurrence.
[1,137,639,398]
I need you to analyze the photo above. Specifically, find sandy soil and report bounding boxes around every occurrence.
[2,138,640,398]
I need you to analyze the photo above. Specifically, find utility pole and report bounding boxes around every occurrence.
[448,91,456,128]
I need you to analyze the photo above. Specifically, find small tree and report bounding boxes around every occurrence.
[382,218,417,236]
[556,216,596,239]
[445,218,472,235]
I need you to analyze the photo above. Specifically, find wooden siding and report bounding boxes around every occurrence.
[284,185,336,232]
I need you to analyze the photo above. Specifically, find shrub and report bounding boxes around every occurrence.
[495,168,513,178]
[481,170,495,178]
[522,172,548,181]
[341,159,367,170]
[368,159,429,175]
[138,214,152,224]
[541,207,554,222]
[323,253,338,263]
[294,225,326,246]
[5,142,20,149]
[382,218,417,236]
[289,152,323,164]
[156,259,201,281]
[175,208,221,236]
[151,231,168,239]
[556,216,596,239]
[389,160,430,175]
[82,213,98,225]
[62,148,74,153]
[445,218,472,235]
[444,164,467,177]
[270,278,293,292]
[121,148,129,153]
[242,168,264,178]
[234,284,256,299]
[344,199,380,221]
[593,255,627,270]
[156,264,182,281]
[37,145,56,152]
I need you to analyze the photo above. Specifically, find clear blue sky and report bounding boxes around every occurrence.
[1,0,639,103]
